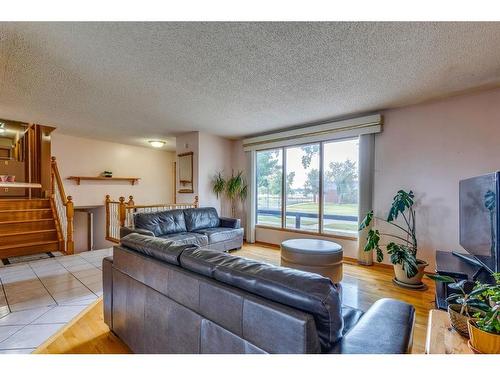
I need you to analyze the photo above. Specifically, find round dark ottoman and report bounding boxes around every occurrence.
[280,239,343,282]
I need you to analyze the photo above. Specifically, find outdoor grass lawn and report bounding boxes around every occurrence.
[286,202,358,216]
[257,215,358,232]
[256,201,358,233]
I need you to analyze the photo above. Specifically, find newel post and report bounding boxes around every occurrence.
[66,195,74,254]
[119,196,126,227]
[127,195,135,206]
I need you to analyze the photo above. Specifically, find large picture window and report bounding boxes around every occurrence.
[255,137,359,237]
[256,149,283,227]
[285,144,320,232]
[322,139,359,235]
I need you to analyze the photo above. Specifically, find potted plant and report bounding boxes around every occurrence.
[426,274,489,337]
[468,273,500,354]
[359,190,427,286]
[212,170,247,218]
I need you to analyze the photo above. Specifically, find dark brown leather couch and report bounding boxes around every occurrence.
[120,207,243,251]
[103,233,416,354]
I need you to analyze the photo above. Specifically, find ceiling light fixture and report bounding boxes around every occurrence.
[149,140,166,148]
[0,123,5,134]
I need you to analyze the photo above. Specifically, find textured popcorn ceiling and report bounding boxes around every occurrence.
[0,22,500,148]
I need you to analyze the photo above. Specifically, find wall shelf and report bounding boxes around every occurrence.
[67,176,140,185]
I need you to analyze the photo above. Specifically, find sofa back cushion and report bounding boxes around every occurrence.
[179,247,343,352]
[120,233,197,265]
[184,207,220,232]
[134,209,187,236]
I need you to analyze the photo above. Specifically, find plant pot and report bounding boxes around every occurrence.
[468,320,500,354]
[448,304,470,338]
[393,259,428,285]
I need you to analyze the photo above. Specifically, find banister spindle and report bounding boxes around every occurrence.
[66,196,74,254]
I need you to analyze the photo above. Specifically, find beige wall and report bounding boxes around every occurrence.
[374,87,500,269]
[198,132,234,216]
[175,131,235,216]
[236,87,500,270]
[52,133,176,249]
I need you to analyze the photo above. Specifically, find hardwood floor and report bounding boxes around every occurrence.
[36,243,435,354]
[35,298,130,354]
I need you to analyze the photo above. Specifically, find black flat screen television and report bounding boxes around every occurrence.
[459,172,500,273]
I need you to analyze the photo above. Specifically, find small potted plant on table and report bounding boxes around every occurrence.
[426,274,490,337]
[359,190,428,288]
[467,273,500,354]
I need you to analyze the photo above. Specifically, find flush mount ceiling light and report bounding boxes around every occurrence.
[149,140,166,148]
[0,123,5,134]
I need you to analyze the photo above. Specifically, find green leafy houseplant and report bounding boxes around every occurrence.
[473,273,500,334]
[425,274,490,317]
[465,273,500,353]
[359,190,422,279]
[211,170,247,218]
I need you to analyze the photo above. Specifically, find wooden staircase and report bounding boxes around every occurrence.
[0,198,64,260]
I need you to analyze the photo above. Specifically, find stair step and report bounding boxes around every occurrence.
[0,208,52,213]
[0,209,53,221]
[0,199,51,210]
[0,229,57,237]
[0,229,58,246]
[0,218,54,225]
[0,219,55,234]
[0,240,59,258]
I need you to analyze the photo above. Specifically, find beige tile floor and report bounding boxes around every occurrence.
[0,248,113,354]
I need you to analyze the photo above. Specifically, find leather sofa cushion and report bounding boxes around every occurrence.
[180,247,343,352]
[341,306,364,335]
[159,232,209,247]
[134,209,187,236]
[120,233,196,265]
[193,227,244,244]
[184,207,220,232]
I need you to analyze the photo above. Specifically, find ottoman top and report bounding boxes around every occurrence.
[281,239,342,255]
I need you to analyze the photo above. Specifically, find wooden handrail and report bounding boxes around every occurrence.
[50,156,74,254]
[51,156,67,204]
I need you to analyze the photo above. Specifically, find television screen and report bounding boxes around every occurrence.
[459,172,499,273]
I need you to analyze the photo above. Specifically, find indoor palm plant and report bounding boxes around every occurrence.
[468,273,500,353]
[212,170,247,218]
[359,190,428,286]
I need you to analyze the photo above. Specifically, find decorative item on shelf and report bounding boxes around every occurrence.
[425,274,490,338]
[211,170,247,218]
[0,175,15,182]
[67,176,140,185]
[467,273,500,354]
[102,171,113,178]
[359,190,428,289]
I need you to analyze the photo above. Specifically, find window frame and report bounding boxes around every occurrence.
[254,136,359,240]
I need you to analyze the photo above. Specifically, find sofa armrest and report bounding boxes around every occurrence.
[102,256,113,329]
[120,226,155,239]
[330,298,415,354]
[219,217,241,229]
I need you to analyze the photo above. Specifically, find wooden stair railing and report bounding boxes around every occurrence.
[105,195,198,243]
[50,156,74,254]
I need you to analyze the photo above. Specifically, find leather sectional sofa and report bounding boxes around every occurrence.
[120,207,243,251]
[103,233,416,354]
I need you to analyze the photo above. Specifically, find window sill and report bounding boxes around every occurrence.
[255,225,358,241]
